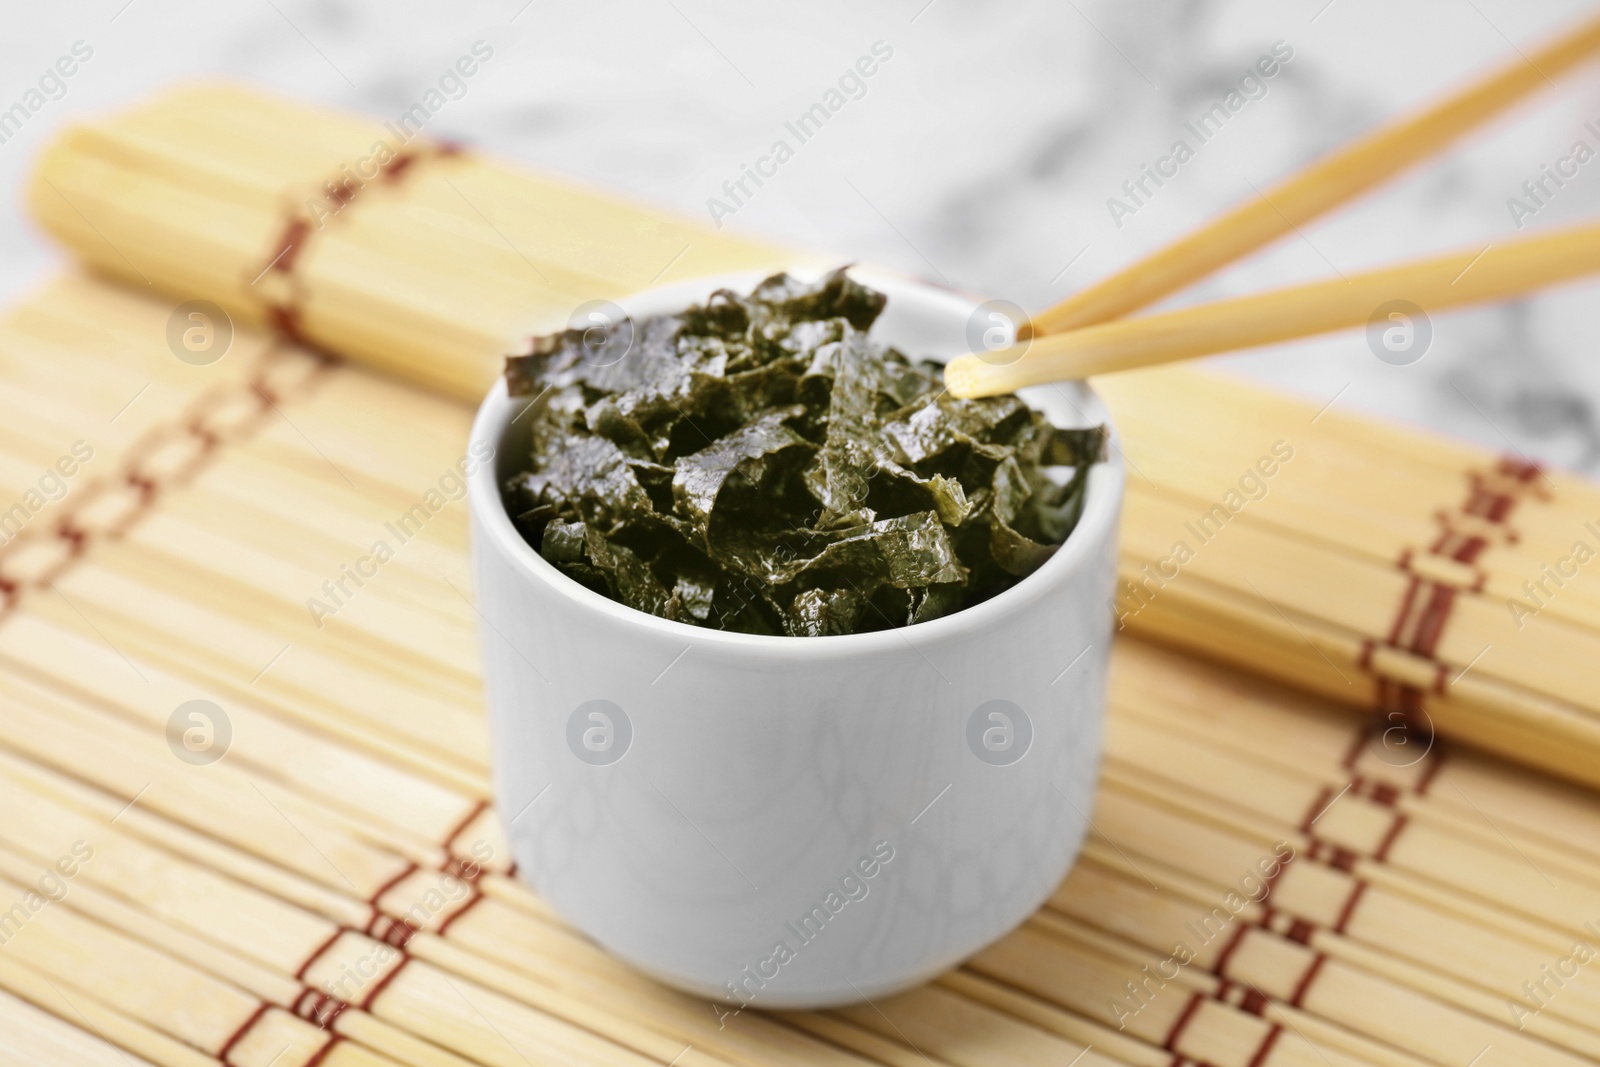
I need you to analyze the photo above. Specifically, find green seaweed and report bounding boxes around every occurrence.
[502,268,1105,635]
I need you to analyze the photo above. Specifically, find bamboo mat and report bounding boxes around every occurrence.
[29,83,1600,791]
[2,271,1600,1067]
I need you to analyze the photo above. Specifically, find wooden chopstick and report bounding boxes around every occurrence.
[945,219,1600,396]
[1025,8,1600,337]
[946,9,1600,398]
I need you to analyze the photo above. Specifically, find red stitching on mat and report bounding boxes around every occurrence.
[1333,881,1368,934]
[1163,991,1205,1051]
[1289,954,1327,1008]
[1384,577,1424,646]
[1262,850,1294,902]
[442,799,489,852]
[295,928,346,982]
[1408,585,1456,658]
[1374,812,1409,862]
[1339,729,1368,771]
[443,854,489,887]
[250,140,463,351]
[305,1035,344,1067]
[1357,454,1543,753]
[1300,788,1333,835]
[0,346,320,623]
[1415,750,1446,795]
[368,861,419,907]
[1306,840,1358,872]
[1211,924,1251,979]
[216,1003,272,1064]
[366,911,418,950]
[292,988,350,1030]
[1366,779,1401,808]
[436,889,485,935]
[358,955,412,1011]
[1247,1024,1283,1067]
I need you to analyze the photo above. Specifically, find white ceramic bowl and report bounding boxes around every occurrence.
[467,266,1123,1009]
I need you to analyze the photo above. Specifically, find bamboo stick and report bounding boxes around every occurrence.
[0,866,310,1060]
[1115,469,1600,639]
[0,679,426,891]
[0,986,165,1067]
[1098,366,1600,555]
[775,1012,963,1067]
[0,956,215,1067]
[1107,375,1600,565]
[829,983,1127,1067]
[31,563,487,796]
[929,971,1171,1067]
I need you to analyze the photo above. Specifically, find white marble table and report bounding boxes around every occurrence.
[5,0,1598,471]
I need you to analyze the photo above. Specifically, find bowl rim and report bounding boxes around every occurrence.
[467,265,1124,660]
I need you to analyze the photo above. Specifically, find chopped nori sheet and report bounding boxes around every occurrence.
[502,267,1106,636]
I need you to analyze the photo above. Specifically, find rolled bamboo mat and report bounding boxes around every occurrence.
[2,273,1600,1066]
[26,83,799,401]
[1097,367,1600,787]
[28,83,1600,791]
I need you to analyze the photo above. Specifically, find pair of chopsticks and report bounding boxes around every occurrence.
[943,11,1600,398]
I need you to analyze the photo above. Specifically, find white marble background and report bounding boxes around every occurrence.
[5,0,1600,471]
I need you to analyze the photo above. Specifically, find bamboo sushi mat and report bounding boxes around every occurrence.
[0,272,1597,1067]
